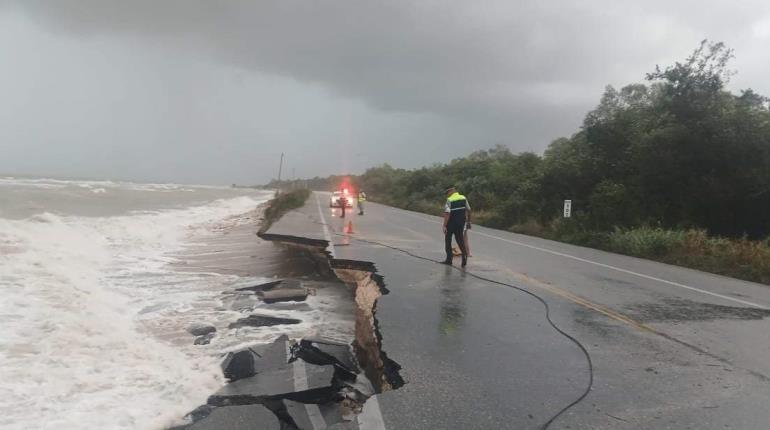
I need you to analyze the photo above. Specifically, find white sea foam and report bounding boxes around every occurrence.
[0,195,270,429]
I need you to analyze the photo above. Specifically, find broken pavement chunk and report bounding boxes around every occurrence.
[229,314,301,329]
[258,288,309,304]
[267,302,313,311]
[222,350,256,382]
[235,279,283,293]
[290,337,360,375]
[282,399,333,430]
[222,335,289,382]
[208,362,339,407]
[179,405,281,430]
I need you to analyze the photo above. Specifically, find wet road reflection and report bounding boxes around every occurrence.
[438,268,468,337]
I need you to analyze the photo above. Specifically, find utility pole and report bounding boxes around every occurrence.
[276,152,284,194]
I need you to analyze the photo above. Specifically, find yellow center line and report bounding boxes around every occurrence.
[496,267,660,335]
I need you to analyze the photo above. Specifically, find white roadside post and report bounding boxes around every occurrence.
[563,199,572,218]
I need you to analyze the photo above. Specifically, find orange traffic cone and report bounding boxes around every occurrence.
[345,221,354,234]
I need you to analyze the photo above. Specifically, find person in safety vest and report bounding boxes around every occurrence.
[358,190,367,215]
[442,187,471,267]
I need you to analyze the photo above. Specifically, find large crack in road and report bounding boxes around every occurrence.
[170,233,404,430]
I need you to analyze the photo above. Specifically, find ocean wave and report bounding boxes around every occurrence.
[0,195,268,429]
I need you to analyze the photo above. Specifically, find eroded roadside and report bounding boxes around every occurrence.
[169,229,404,429]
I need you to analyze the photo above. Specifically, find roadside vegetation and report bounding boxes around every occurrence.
[259,189,311,233]
[268,41,770,284]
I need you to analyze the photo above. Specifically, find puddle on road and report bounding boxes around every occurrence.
[625,298,770,323]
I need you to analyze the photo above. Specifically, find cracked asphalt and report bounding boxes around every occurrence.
[267,192,770,429]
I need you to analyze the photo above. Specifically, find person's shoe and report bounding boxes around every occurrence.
[461,256,468,267]
[441,259,453,265]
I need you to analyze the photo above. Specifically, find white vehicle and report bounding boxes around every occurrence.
[329,190,354,208]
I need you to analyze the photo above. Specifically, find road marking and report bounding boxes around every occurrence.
[392,207,768,310]
[357,394,387,430]
[315,193,387,430]
[286,341,327,430]
[315,193,336,258]
[499,267,658,334]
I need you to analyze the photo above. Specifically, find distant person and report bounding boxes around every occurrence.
[442,187,471,267]
[339,194,347,218]
[358,190,367,215]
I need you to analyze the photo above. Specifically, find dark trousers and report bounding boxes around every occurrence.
[445,226,467,261]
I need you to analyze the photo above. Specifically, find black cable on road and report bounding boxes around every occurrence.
[333,232,594,430]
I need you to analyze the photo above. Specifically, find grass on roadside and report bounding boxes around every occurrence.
[510,221,770,285]
[259,189,311,233]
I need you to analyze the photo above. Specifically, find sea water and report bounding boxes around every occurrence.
[0,177,274,429]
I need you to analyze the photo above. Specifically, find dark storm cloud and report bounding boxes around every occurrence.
[2,1,770,183]
[19,1,768,111]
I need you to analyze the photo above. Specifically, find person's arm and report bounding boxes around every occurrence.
[443,199,450,233]
[466,200,472,229]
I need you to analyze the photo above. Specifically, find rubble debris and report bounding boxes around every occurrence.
[194,332,215,345]
[317,401,355,428]
[187,323,216,337]
[340,373,376,401]
[229,314,301,329]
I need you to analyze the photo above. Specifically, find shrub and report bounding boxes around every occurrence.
[607,226,687,257]
[510,219,548,236]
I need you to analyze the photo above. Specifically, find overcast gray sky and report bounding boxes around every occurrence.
[1,1,769,185]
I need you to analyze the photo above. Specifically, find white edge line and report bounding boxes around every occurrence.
[357,394,387,430]
[315,193,387,430]
[315,193,336,258]
[286,341,326,430]
[393,207,768,310]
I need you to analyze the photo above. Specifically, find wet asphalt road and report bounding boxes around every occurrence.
[269,192,770,429]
